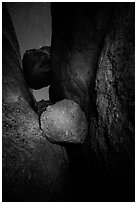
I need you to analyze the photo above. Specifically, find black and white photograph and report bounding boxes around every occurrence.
[2,1,135,202]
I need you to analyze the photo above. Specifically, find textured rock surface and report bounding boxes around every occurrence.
[22,46,51,89]
[40,99,88,144]
[90,3,135,201]
[3,4,71,201]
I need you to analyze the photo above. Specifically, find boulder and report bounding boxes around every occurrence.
[40,99,88,144]
[22,46,51,89]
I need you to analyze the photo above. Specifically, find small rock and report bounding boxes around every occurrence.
[40,99,88,144]
[35,100,52,116]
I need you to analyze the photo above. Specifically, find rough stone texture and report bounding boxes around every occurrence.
[49,3,113,118]
[50,3,135,201]
[2,4,71,201]
[22,46,51,89]
[40,99,88,144]
[90,3,135,201]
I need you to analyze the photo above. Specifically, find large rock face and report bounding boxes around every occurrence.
[91,3,135,200]
[2,4,71,201]
[50,2,135,201]
[49,3,113,118]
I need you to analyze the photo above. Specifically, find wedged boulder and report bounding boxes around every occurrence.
[22,46,51,89]
[40,99,88,144]
[2,4,71,201]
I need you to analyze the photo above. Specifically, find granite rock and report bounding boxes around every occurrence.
[40,99,88,144]
[89,3,135,200]
[22,46,51,89]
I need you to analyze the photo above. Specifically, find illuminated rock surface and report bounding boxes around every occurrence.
[40,99,87,144]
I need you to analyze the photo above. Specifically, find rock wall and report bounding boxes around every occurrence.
[50,3,135,201]
[2,4,71,201]
[91,3,135,201]
[49,3,113,119]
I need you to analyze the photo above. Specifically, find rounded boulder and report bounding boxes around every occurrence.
[40,99,88,144]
